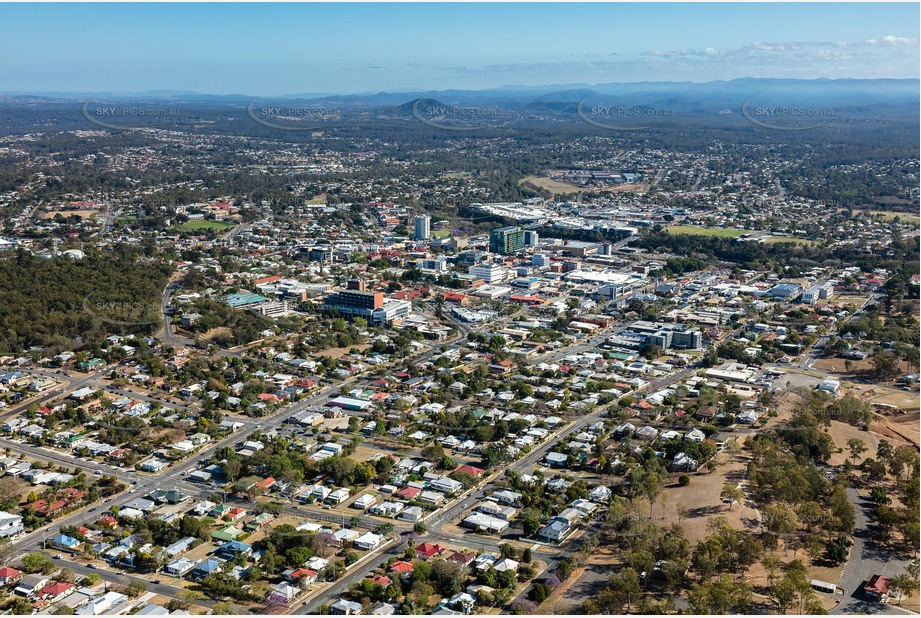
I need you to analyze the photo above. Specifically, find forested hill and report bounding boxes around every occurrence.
[0,249,172,354]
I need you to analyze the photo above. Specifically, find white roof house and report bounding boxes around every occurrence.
[354,532,383,551]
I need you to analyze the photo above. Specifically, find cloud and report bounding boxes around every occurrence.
[865,35,918,47]
[642,48,719,58]
[742,41,838,52]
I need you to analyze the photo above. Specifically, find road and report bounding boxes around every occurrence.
[48,555,215,607]
[796,292,880,370]
[159,280,196,349]
[831,487,916,615]
[298,360,699,613]
[8,285,695,613]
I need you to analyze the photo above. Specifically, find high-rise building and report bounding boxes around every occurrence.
[489,226,525,255]
[413,214,431,240]
[523,230,539,247]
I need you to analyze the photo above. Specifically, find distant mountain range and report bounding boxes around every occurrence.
[3,78,918,112]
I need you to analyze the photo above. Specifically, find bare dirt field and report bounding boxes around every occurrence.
[653,449,753,544]
[826,421,878,466]
[314,344,371,358]
[38,209,99,219]
[519,174,649,196]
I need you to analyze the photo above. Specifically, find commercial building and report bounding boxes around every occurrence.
[489,226,525,255]
[469,263,509,284]
[371,300,412,326]
[801,282,832,305]
[322,280,383,320]
[614,321,703,350]
[413,214,431,241]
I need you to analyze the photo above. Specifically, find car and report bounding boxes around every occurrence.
[54,554,63,559]
[94,469,103,475]
[151,579,161,585]
[87,564,97,569]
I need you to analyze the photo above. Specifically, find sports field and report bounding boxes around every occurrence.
[178,220,235,231]
[762,235,814,245]
[665,225,748,237]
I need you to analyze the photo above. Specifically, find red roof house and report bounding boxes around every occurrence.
[415,542,447,560]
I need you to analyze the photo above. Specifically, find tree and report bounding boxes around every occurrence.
[528,583,551,603]
[0,476,25,511]
[846,438,868,466]
[498,569,518,589]
[21,552,54,574]
[0,539,14,566]
[125,581,146,597]
[223,458,242,484]
[519,508,543,538]
[720,483,744,510]
[607,568,642,611]
[688,576,751,614]
[890,574,916,605]
[213,602,250,615]
[9,598,35,615]
[769,577,798,614]
[871,352,899,381]
[430,559,463,596]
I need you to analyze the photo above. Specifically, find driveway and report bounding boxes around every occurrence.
[831,487,916,615]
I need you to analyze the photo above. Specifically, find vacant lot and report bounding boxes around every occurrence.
[314,344,371,358]
[38,209,99,219]
[653,446,753,545]
[519,174,583,194]
[665,225,749,238]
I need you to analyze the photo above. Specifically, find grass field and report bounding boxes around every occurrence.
[867,210,920,224]
[432,229,452,238]
[762,235,814,246]
[178,220,235,231]
[665,225,749,237]
[444,172,471,179]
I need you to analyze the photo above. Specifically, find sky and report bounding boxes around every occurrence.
[1,3,918,95]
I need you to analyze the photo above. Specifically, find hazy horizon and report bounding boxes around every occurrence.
[1,3,918,96]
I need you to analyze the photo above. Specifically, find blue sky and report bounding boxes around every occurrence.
[1,3,918,95]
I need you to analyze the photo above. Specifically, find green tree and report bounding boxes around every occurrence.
[21,552,54,574]
[720,483,743,510]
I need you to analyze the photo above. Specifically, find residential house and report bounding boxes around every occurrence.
[330,599,363,615]
[0,566,22,585]
[415,542,447,560]
[14,574,50,597]
[354,532,383,551]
